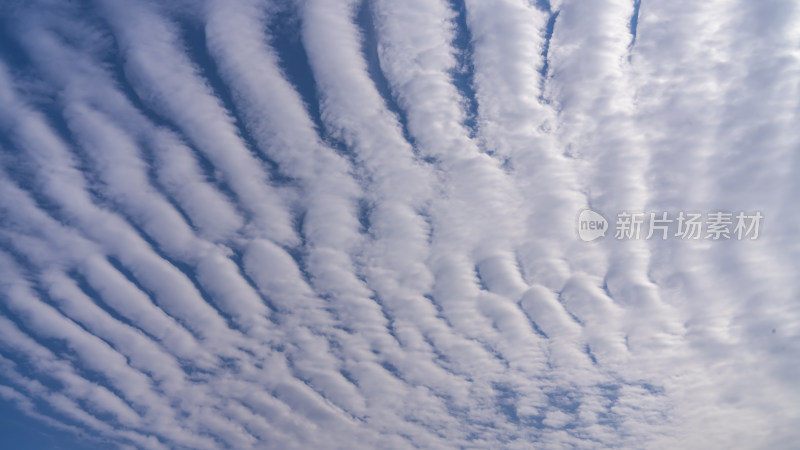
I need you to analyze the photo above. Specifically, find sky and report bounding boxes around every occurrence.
[0,0,798,448]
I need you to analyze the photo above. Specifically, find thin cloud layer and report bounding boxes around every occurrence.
[0,0,797,448]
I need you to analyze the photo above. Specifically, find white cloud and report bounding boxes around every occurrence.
[0,0,797,448]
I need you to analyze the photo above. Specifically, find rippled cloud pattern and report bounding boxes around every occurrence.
[0,0,798,448]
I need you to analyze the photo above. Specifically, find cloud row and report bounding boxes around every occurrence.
[0,0,797,448]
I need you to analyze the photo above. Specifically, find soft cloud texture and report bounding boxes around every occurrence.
[0,0,798,448]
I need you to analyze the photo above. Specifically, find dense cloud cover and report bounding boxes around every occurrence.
[0,0,798,448]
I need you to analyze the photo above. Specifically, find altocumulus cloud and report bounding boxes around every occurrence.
[0,0,798,448]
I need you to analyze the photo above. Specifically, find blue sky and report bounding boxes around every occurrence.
[0,400,102,450]
[0,0,798,448]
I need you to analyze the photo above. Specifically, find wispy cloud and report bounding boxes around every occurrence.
[0,0,797,448]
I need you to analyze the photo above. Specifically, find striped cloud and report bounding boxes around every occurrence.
[0,0,798,448]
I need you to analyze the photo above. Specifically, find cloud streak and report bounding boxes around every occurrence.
[0,0,798,448]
